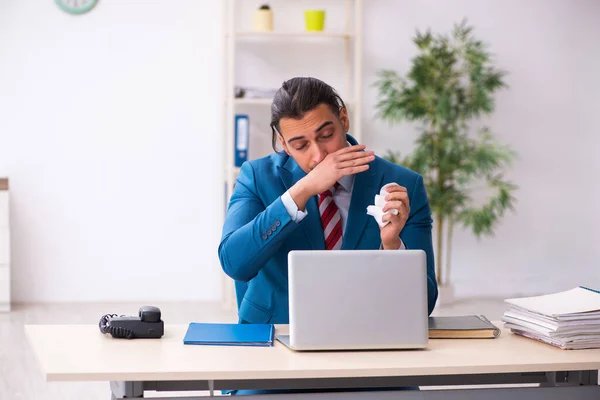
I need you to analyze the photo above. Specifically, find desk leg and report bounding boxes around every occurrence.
[110,381,143,399]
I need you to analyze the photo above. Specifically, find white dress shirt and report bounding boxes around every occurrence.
[281,174,405,249]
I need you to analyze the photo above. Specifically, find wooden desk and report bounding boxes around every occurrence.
[25,323,600,399]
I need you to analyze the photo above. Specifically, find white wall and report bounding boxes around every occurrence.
[0,0,224,302]
[237,0,600,299]
[1,0,599,303]
[363,0,600,297]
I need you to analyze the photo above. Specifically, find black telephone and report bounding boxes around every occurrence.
[99,306,164,339]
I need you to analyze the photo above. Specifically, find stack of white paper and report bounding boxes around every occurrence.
[502,286,600,350]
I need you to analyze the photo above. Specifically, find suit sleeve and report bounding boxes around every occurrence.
[401,174,438,315]
[218,162,301,282]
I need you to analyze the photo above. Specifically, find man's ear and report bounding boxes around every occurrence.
[277,134,291,156]
[339,107,350,133]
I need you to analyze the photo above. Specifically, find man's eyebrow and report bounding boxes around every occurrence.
[287,121,334,144]
[315,121,333,132]
[287,135,305,144]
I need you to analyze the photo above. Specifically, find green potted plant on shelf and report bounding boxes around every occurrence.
[374,19,518,301]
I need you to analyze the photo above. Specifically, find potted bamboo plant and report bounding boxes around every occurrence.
[374,20,518,301]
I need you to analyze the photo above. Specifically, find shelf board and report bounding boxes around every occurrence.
[232,98,272,105]
[228,98,356,106]
[232,31,352,40]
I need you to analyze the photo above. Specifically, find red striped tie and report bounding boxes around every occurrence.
[318,183,342,250]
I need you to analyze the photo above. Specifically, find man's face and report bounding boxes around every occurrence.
[277,103,349,173]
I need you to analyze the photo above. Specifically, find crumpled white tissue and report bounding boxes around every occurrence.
[366,183,399,227]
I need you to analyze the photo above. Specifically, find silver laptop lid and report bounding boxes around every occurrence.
[287,250,429,350]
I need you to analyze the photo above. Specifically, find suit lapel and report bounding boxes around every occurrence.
[342,164,381,250]
[279,156,325,251]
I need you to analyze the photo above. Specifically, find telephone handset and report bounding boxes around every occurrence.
[99,306,164,339]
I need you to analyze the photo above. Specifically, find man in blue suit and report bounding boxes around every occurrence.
[219,77,438,327]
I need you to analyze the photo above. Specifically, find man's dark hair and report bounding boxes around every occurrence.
[270,77,346,151]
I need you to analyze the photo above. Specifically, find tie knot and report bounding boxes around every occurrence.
[319,189,333,199]
[319,182,340,199]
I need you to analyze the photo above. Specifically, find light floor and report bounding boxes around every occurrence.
[1,298,509,400]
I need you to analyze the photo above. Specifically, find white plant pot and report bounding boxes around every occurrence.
[253,10,273,32]
[437,283,457,306]
[432,219,454,292]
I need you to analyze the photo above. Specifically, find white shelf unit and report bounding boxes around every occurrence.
[227,98,356,106]
[0,179,10,312]
[233,31,352,39]
[221,0,363,309]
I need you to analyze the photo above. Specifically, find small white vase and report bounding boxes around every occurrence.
[253,10,273,32]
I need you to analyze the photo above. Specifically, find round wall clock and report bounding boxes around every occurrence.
[55,0,99,15]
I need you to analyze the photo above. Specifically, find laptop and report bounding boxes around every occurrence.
[276,250,429,351]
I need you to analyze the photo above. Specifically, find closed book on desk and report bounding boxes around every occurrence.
[429,315,500,339]
[183,323,274,347]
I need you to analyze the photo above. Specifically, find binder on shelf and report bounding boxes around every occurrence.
[183,322,274,347]
[234,114,249,167]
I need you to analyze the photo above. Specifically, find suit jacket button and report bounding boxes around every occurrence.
[261,234,267,240]
[267,229,272,236]
[271,224,277,231]
[275,220,281,227]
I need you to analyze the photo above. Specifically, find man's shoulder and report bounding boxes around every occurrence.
[244,152,288,171]
[373,155,421,181]
[238,152,289,182]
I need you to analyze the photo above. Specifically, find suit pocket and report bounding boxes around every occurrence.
[239,297,273,324]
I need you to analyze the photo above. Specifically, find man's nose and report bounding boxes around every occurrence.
[312,145,327,164]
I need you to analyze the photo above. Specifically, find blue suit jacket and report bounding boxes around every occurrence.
[218,135,438,324]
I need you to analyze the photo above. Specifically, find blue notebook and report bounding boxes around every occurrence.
[183,323,274,347]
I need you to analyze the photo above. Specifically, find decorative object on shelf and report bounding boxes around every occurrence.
[374,19,518,295]
[304,9,326,31]
[234,86,278,100]
[253,4,273,32]
[55,0,99,15]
